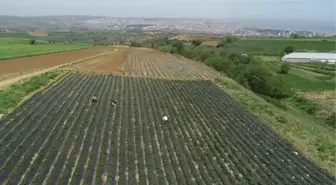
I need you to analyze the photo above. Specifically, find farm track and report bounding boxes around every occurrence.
[0,73,334,185]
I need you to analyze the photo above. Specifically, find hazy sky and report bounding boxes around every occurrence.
[0,0,335,21]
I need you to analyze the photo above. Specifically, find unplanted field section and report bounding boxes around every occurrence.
[124,50,218,79]
[0,74,334,185]
[0,48,105,81]
[67,48,130,74]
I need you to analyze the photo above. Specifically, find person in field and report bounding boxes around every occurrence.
[112,100,117,107]
[92,95,98,103]
[162,116,168,124]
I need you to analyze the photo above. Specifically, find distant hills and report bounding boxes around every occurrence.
[0,15,333,36]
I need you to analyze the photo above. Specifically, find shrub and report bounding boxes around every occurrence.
[192,40,202,46]
[278,62,291,74]
[29,39,36,45]
[291,96,319,115]
[205,56,231,72]
[243,64,292,99]
[130,41,142,47]
[325,112,335,128]
[284,46,295,54]
[243,64,273,95]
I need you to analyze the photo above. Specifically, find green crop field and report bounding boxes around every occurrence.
[219,39,336,56]
[0,38,88,60]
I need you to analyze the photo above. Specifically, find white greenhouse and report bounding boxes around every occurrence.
[281,52,336,63]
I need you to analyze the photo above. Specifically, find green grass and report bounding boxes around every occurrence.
[0,38,88,60]
[0,71,65,114]
[295,62,336,72]
[221,39,336,56]
[254,55,281,61]
[290,64,336,76]
[261,59,335,92]
[290,67,326,79]
[215,76,335,175]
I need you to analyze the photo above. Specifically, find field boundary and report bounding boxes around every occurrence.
[5,71,69,115]
[215,76,335,175]
[0,52,110,89]
[41,71,70,94]
[0,46,89,61]
[62,70,216,81]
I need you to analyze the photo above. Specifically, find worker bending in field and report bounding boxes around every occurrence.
[112,100,117,107]
[92,95,98,103]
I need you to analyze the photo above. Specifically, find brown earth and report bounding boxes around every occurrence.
[65,48,131,74]
[171,34,221,42]
[0,48,107,81]
[64,47,218,80]
[201,40,220,46]
[300,91,336,118]
[28,32,49,37]
[123,49,219,79]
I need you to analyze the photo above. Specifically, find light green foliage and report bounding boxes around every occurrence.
[0,38,87,60]
[278,62,291,74]
[0,71,62,114]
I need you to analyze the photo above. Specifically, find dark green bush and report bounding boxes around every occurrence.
[278,62,291,74]
[325,112,335,128]
[284,46,295,54]
[291,96,319,115]
[192,40,202,46]
[29,39,36,45]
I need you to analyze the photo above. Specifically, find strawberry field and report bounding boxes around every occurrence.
[0,73,334,185]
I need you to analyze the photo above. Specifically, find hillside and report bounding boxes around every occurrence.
[0,44,335,184]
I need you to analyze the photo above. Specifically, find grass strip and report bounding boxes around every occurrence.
[215,76,336,176]
[0,70,66,114]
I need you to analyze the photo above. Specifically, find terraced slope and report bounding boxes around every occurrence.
[0,73,333,185]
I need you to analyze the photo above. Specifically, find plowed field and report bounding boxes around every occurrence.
[0,48,106,81]
[66,48,218,80]
[0,73,334,185]
[123,50,219,79]
[66,48,131,74]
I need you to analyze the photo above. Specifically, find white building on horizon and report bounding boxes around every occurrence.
[281,52,336,63]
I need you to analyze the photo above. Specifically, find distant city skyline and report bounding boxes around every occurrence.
[0,0,335,33]
[1,0,335,21]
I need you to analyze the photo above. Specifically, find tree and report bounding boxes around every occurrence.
[151,42,155,48]
[226,36,233,43]
[164,37,170,44]
[176,41,184,54]
[290,33,299,39]
[243,64,272,95]
[325,112,336,128]
[29,39,36,45]
[205,56,232,72]
[192,40,202,46]
[130,41,142,47]
[284,46,295,54]
[242,64,292,99]
[278,63,291,74]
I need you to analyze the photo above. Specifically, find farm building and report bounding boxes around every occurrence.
[282,52,336,63]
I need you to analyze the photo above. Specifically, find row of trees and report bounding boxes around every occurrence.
[161,39,293,100]
[145,37,335,128]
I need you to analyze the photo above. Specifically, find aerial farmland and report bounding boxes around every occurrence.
[0,46,334,185]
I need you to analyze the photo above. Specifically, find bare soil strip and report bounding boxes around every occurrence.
[0,48,107,82]
[0,52,109,89]
[66,48,131,74]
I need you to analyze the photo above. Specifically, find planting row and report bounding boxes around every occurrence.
[124,50,218,80]
[0,73,334,185]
